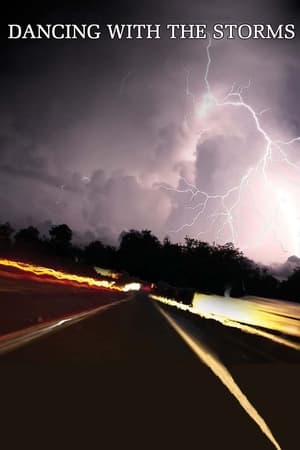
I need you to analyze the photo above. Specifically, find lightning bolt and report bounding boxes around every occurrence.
[164,35,300,257]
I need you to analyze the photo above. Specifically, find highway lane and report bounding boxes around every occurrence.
[0,270,128,334]
[151,292,300,353]
[1,294,298,450]
[159,303,300,364]
[0,296,133,355]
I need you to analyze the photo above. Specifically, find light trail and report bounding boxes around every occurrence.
[165,35,300,257]
[0,259,141,293]
[94,266,121,280]
[150,293,300,351]
[157,305,281,450]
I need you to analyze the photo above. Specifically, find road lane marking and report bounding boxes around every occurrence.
[156,304,281,450]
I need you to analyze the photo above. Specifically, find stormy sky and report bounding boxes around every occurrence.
[1,0,300,264]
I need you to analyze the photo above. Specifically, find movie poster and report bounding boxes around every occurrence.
[0,2,299,449]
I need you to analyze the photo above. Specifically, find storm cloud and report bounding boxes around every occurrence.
[1,0,300,263]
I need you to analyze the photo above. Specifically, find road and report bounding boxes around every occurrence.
[1,293,299,450]
[160,303,300,364]
[0,269,127,333]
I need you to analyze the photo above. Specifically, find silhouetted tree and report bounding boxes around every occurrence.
[159,237,184,286]
[281,269,300,302]
[49,224,73,259]
[118,229,161,280]
[0,217,295,302]
[0,222,14,255]
[183,237,213,291]
[15,226,40,245]
[49,224,72,245]
[84,240,106,266]
[14,226,41,258]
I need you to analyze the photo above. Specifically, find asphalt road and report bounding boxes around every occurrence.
[0,270,127,333]
[162,303,300,364]
[1,294,299,450]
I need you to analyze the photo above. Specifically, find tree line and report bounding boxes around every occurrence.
[0,221,299,302]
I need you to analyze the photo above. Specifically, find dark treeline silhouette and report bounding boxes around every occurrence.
[0,221,299,302]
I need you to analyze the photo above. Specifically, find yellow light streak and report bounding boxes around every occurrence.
[0,259,141,293]
[150,293,300,350]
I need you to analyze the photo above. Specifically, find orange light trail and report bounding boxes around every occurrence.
[150,292,300,350]
[0,259,141,293]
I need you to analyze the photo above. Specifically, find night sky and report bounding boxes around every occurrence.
[1,0,300,264]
